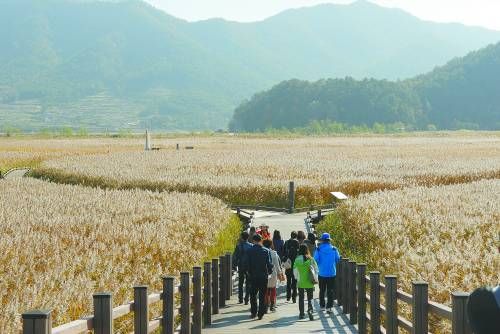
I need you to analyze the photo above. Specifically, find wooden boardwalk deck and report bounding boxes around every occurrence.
[203,211,357,334]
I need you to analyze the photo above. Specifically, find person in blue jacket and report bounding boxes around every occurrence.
[313,232,341,313]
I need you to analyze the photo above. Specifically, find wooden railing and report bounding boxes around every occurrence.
[333,258,471,334]
[235,207,255,226]
[305,208,336,225]
[232,204,288,213]
[22,253,237,334]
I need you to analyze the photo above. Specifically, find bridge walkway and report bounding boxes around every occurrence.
[202,211,357,333]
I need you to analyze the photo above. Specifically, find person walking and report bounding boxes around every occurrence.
[297,230,306,244]
[272,230,285,259]
[283,231,300,302]
[233,231,253,304]
[293,244,318,320]
[314,232,341,313]
[303,232,317,257]
[246,234,274,320]
[263,239,283,312]
[248,226,256,242]
[257,223,271,240]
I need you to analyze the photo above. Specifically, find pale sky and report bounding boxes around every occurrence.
[145,0,500,31]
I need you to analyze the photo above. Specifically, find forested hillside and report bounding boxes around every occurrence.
[230,42,500,131]
[1,0,499,131]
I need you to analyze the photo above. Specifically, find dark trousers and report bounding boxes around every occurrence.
[319,276,336,308]
[285,269,297,301]
[238,271,249,303]
[298,288,314,315]
[249,278,267,317]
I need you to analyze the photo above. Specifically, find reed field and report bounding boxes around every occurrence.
[0,178,238,333]
[318,179,500,331]
[20,134,500,206]
[1,133,499,332]
[0,138,140,174]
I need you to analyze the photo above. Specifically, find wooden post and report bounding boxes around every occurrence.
[412,281,428,334]
[342,258,350,314]
[385,276,398,334]
[369,272,381,334]
[203,262,212,326]
[162,276,175,334]
[192,267,202,334]
[288,181,295,213]
[236,208,241,216]
[336,260,342,306]
[317,209,322,221]
[134,286,148,334]
[349,261,358,324]
[452,292,471,334]
[180,272,191,334]
[219,255,226,307]
[225,253,232,299]
[93,292,113,334]
[22,310,52,334]
[357,264,367,334]
[211,258,219,314]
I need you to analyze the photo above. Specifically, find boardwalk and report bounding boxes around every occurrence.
[2,168,29,179]
[203,211,357,334]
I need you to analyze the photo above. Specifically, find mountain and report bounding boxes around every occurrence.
[229,41,500,131]
[1,0,500,131]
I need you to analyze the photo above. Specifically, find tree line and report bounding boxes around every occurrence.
[230,42,500,132]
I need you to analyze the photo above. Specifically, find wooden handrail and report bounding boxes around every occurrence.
[52,317,92,334]
[396,289,413,304]
[429,300,452,320]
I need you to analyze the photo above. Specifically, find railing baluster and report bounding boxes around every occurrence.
[219,255,226,307]
[336,260,342,306]
[162,276,175,334]
[180,272,191,334]
[349,261,358,324]
[212,258,220,314]
[452,292,471,334]
[22,310,52,334]
[93,292,113,334]
[342,258,350,314]
[134,286,148,334]
[192,266,202,334]
[203,262,212,326]
[370,272,381,334]
[225,253,232,300]
[385,275,398,334]
[412,281,429,334]
[357,264,367,334]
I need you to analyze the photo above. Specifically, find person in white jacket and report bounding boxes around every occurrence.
[263,239,283,312]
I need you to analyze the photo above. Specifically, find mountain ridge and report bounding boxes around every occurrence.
[230,41,500,131]
[1,0,499,131]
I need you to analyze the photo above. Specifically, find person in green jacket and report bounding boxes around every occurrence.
[293,244,318,320]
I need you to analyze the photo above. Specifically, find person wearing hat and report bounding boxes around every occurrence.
[257,223,271,240]
[314,232,341,313]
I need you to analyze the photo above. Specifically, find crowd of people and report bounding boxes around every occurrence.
[233,223,341,321]
[234,222,500,333]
